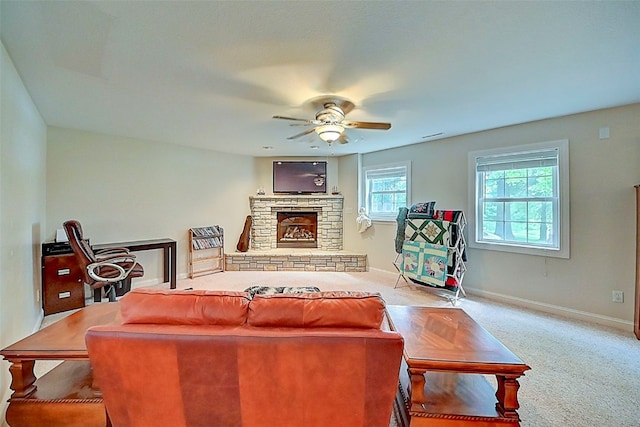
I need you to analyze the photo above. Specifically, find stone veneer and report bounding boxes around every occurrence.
[248,195,343,250]
[224,195,367,272]
[225,250,367,272]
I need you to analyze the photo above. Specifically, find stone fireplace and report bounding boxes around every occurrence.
[248,195,343,251]
[225,194,366,272]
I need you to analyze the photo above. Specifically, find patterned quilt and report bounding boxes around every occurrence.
[405,218,450,245]
[401,240,448,287]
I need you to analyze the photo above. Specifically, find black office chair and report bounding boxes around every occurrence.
[63,220,144,302]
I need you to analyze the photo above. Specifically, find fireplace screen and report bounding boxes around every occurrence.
[277,212,318,248]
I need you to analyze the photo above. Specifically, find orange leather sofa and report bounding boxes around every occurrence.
[86,289,404,427]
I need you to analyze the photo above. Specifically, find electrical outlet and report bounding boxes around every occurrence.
[612,290,624,303]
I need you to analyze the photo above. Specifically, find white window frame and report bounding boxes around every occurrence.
[362,161,411,221]
[468,140,570,258]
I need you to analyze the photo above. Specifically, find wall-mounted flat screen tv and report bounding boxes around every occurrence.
[273,161,327,194]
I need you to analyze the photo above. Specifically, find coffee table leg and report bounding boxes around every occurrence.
[7,359,37,398]
[408,369,426,410]
[495,374,522,418]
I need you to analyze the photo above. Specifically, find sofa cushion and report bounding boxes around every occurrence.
[247,291,386,328]
[120,289,250,326]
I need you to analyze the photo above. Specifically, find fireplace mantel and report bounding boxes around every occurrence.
[249,194,344,202]
[249,195,343,251]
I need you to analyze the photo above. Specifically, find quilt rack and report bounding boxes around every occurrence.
[393,203,467,305]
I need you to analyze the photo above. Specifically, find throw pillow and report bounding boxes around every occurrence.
[244,285,320,299]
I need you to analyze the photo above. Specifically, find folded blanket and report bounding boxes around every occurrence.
[394,207,409,254]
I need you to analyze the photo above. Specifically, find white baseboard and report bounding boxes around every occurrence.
[131,272,190,289]
[465,287,634,332]
[33,308,44,334]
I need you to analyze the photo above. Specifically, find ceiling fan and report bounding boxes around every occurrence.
[273,97,391,144]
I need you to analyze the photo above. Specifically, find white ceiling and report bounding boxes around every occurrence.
[2,1,639,157]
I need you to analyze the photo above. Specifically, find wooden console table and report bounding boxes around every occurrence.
[386,305,530,427]
[93,238,177,289]
[1,303,120,427]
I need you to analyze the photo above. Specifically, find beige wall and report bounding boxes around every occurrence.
[252,156,340,196]
[347,104,640,328]
[339,154,368,253]
[46,128,258,282]
[45,148,344,284]
[0,42,47,419]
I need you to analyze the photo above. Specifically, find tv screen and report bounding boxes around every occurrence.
[273,161,327,194]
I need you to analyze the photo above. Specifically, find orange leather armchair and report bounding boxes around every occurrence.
[64,220,144,302]
[86,289,404,427]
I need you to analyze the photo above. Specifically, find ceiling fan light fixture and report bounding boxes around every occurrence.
[274,97,390,144]
[315,124,344,143]
[316,103,345,122]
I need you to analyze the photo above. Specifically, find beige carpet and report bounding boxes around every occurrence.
[41,269,640,426]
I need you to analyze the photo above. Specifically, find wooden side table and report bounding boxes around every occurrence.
[1,303,120,427]
[386,305,530,427]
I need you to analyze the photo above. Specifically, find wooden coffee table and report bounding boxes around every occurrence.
[1,303,120,427]
[386,305,530,427]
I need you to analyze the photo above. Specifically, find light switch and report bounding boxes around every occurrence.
[599,127,610,139]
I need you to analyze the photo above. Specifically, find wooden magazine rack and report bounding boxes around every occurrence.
[189,226,224,278]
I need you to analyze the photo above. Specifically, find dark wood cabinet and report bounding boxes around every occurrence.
[42,253,85,315]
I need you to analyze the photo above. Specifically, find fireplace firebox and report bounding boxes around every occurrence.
[277,212,317,248]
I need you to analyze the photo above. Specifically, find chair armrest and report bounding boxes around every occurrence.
[87,254,138,283]
[95,247,131,258]
[93,253,137,262]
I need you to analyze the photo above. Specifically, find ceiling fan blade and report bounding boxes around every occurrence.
[273,115,315,123]
[289,119,323,126]
[287,127,317,140]
[337,134,350,144]
[342,120,391,130]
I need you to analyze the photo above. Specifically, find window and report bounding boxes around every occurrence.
[468,140,569,258]
[362,162,411,221]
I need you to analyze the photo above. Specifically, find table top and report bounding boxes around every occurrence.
[385,305,529,375]
[1,303,121,361]
[92,238,176,250]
